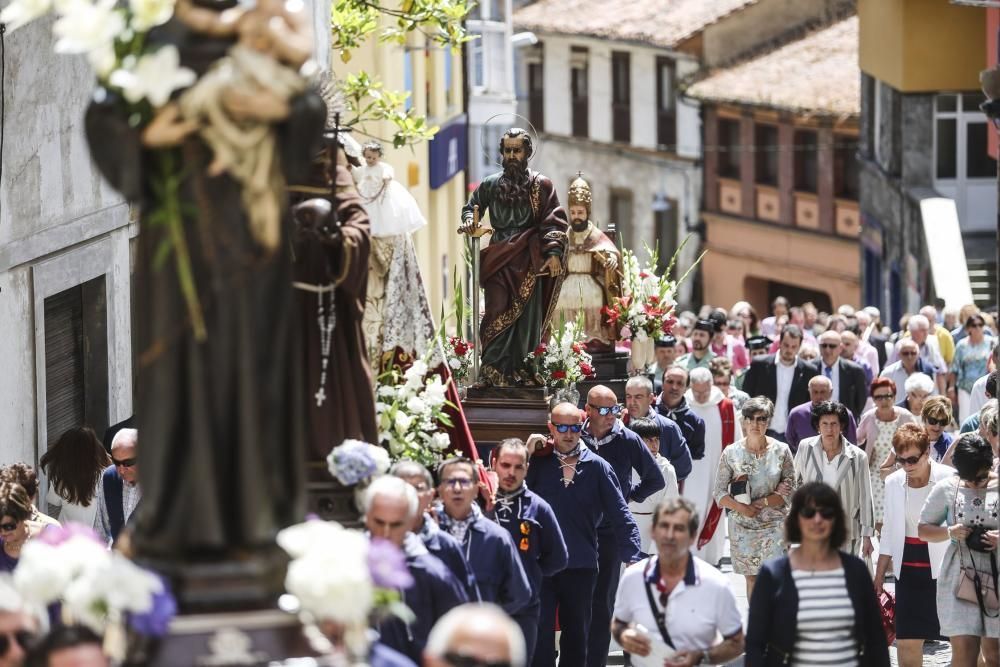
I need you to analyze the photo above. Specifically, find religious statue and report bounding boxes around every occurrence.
[550,173,622,352]
[84,0,327,584]
[459,128,569,386]
[352,141,436,373]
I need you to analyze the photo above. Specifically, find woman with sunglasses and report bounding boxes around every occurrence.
[919,396,955,464]
[746,482,890,667]
[793,401,875,559]
[0,482,34,573]
[918,433,999,667]
[39,426,111,527]
[857,377,917,529]
[949,314,994,422]
[714,396,796,598]
[874,424,953,666]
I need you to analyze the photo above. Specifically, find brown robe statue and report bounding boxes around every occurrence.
[460,128,568,386]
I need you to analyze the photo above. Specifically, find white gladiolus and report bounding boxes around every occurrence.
[406,396,427,415]
[109,45,195,107]
[423,379,447,407]
[394,411,413,432]
[53,0,125,55]
[0,0,52,31]
[431,432,451,450]
[128,0,173,31]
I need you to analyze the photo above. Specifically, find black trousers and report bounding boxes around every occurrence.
[513,602,540,664]
[587,526,622,667]
[533,568,598,667]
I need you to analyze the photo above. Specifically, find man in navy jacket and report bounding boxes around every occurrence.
[489,438,568,664]
[527,401,642,667]
[581,385,664,667]
[657,365,707,461]
[623,374,693,488]
[432,458,532,616]
[363,476,468,663]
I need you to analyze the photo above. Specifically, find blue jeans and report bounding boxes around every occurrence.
[533,568,597,667]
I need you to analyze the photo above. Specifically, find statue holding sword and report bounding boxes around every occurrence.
[459,127,570,387]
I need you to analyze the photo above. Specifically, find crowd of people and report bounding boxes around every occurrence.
[0,298,995,667]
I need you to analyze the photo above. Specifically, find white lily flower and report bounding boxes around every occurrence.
[129,0,173,31]
[431,432,451,450]
[53,0,125,55]
[109,45,195,107]
[0,0,52,31]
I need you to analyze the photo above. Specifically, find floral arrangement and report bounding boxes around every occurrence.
[276,520,413,653]
[375,359,455,468]
[601,249,678,343]
[327,439,391,487]
[524,317,596,390]
[442,335,474,383]
[0,0,209,337]
[12,524,176,638]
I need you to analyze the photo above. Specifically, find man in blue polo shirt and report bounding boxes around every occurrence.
[582,384,664,667]
[489,438,568,664]
[432,457,532,616]
[526,401,642,667]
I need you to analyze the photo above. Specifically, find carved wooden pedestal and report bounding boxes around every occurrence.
[461,386,551,460]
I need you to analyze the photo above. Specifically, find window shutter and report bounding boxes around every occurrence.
[44,287,85,448]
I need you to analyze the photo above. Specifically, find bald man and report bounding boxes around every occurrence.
[526,401,641,667]
[784,375,858,453]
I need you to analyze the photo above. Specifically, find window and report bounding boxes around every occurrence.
[754,124,778,185]
[935,92,996,181]
[527,59,544,132]
[655,57,676,149]
[611,51,631,143]
[793,129,818,192]
[44,277,109,447]
[570,47,589,138]
[654,198,679,275]
[834,135,859,200]
[717,118,740,179]
[610,189,633,251]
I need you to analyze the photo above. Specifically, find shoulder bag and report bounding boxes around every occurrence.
[952,483,999,616]
[642,557,676,649]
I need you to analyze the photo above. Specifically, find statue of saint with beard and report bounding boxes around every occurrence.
[550,173,622,352]
[459,128,569,386]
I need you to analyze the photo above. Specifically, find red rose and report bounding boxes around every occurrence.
[580,363,594,377]
[552,370,567,379]
[454,342,469,356]
[534,343,547,356]
[662,315,677,333]
[572,343,583,354]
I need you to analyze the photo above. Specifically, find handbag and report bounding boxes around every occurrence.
[877,590,896,645]
[952,484,1000,617]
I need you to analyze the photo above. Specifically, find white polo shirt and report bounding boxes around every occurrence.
[613,554,742,657]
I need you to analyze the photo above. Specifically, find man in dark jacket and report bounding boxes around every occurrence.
[623,375,693,488]
[741,325,818,441]
[816,330,869,420]
[657,366,706,461]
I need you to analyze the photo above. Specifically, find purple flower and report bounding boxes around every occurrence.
[128,578,177,638]
[36,522,103,546]
[367,538,413,590]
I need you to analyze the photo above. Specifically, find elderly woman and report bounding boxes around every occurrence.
[918,433,999,667]
[921,396,955,463]
[857,377,917,527]
[746,483,890,667]
[793,401,875,558]
[714,396,796,598]
[898,372,935,424]
[875,424,954,666]
[950,313,994,422]
[0,482,34,573]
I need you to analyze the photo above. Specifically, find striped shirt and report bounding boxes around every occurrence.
[791,568,859,667]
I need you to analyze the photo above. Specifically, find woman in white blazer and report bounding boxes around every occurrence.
[874,423,954,667]
[793,400,876,559]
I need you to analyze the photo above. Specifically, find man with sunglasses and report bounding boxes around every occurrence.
[580,385,663,667]
[0,577,38,667]
[881,338,939,402]
[526,401,641,667]
[815,330,868,420]
[93,428,141,547]
[431,458,532,618]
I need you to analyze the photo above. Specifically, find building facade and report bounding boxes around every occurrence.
[858,0,995,323]
[689,16,861,315]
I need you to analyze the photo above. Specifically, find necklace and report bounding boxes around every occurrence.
[314,289,336,406]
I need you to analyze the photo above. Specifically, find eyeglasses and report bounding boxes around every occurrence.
[746,415,770,425]
[899,351,918,357]
[551,422,583,433]
[800,506,836,520]
[925,417,949,427]
[873,394,894,401]
[0,631,34,656]
[0,522,17,533]
[896,453,924,466]
[441,478,475,490]
[968,322,984,329]
[587,404,622,416]
[819,343,840,349]
[112,457,136,468]
[443,653,512,667]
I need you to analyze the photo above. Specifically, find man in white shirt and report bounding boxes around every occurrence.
[898,315,948,394]
[612,497,744,666]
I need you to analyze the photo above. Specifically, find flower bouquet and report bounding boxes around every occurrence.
[524,317,596,395]
[375,359,456,468]
[442,335,474,384]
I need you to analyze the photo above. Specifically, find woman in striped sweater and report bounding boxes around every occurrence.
[745,482,890,667]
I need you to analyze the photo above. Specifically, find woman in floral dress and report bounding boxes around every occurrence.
[857,377,916,529]
[715,396,796,598]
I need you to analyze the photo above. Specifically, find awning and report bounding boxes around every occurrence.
[918,195,975,308]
